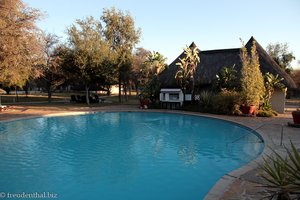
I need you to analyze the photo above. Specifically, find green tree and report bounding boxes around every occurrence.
[36,34,66,102]
[96,52,118,95]
[0,0,43,90]
[55,45,76,86]
[175,46,200,102]
[67,16,110,104]
[120,58,133,101]
[145,51,168,76]
[266,43,295,74]
[101,7,141,102]
[131,48,151,95]
[240,40,265,106]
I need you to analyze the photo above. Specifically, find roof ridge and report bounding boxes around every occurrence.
[201,48,240,53]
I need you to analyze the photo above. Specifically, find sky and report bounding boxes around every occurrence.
[23,0,300,69]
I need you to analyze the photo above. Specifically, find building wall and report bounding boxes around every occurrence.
[270,88,287,114]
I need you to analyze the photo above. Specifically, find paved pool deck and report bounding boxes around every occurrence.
[0,104,299,199]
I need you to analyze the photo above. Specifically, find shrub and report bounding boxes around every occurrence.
[141,77,161,101]
[211,90,241,114]
[198,90,214,112]
[240,40,265,106]
[264,72,285,107]
[214,65,238,91]
[259,142,300,200]
[232,104,243,116]
[257,110,278,117]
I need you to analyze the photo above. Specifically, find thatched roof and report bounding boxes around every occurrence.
[159,37,297,89]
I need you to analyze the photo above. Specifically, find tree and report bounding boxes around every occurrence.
[67,16,110,104]
[0,0,43,90]
[98,54,118,95]
[240,40,265,107]
[101,7,141,102]
[55,45,76,87]
[266,43,295,74]
[131,48,151,95]
[145,51,168,76]
[37,34,66,102]
[175,46,200,102]
[119,58,132,101]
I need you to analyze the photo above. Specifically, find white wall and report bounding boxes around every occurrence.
[270,88,287,114]
[159,88,184,106]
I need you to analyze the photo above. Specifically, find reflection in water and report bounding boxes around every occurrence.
[0,112,263,200]
[178,146,198,166]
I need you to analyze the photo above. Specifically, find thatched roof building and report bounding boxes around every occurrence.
[159,37,296,89]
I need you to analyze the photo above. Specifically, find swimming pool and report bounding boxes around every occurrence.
[0,112,263,200]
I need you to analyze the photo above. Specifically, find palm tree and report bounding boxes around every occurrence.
[140,51,167,103]
[145,51,167,76]
[175,46,200,102]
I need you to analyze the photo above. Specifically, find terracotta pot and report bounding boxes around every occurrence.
[241,105,256,115]
[292,111,300,124]
[140,99,150,107]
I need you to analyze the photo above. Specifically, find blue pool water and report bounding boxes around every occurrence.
[0,112,263,200]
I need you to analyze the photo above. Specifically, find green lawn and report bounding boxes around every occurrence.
[0,93,140,105]
[0,94,64,103]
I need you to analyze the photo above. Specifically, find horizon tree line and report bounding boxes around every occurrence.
[1,0,298,104]
[0,0,168,104]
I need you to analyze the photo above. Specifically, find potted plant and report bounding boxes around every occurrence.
[139,93,151,109]
[139,98,151,109]
[241,104,257,115]
[292,109,300,124]
[239,40,265,115]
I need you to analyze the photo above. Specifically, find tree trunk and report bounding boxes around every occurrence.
[4,87,10,95]
[24,84,29,98]
[25,89,29,98]
[85,84,90,105]
[183,87,186,106]
[47,90,52,103]
[129,82,132,96]
[191,77,195,104]
[118,74,122,103]
[192,78,195,98]
[124,82,128,102]
[107,87,111,96]
[135,83,139,97]
[46,82,52,103]
[15,86,19,102]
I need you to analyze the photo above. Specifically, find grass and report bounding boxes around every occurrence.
[0,92,140,106]
[0,94,65,103]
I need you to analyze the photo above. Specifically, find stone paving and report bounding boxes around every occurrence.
[203,114,300,200]
[0,104,299,199]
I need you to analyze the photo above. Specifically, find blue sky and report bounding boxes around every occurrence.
[23,0,300,69]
